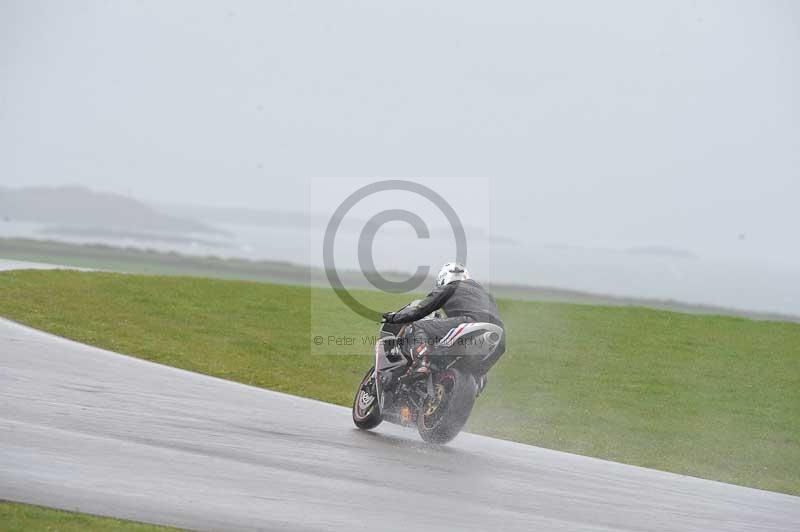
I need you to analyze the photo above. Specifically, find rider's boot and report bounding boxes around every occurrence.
[406,343,431,379]
[414,354,431,376]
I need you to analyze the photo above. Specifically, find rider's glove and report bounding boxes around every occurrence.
[381,312,396,323]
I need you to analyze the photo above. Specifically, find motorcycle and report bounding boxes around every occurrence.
[352,301,504,444]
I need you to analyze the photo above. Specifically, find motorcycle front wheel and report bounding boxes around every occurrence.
[352,366,382,430]
[417,367,476,444]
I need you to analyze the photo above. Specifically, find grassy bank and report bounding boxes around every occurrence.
[0,501,178,531]
[0,237,311,283]
[4,237,796,322]
[0,270,798,495]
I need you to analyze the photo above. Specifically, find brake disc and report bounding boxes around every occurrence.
[424,384,446,416]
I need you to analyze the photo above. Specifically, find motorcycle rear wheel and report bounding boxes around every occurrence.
[352,366,382,430]
[417,368,476,444]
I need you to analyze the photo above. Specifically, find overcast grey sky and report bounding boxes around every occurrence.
[2,0,798,265]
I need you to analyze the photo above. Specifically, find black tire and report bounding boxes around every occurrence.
[417,368,476,444]
[352,367,382,430]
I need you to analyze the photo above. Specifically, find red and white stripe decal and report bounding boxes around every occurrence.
[438,323,477,347]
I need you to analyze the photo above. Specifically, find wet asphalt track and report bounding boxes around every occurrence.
[1,318,799,531]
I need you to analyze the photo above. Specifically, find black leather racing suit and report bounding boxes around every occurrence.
[386,279,505,375]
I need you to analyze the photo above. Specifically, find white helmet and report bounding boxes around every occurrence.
[435,262,470,288]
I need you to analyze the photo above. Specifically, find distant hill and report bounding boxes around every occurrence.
[160,202,323,229]
[0,186,219,234]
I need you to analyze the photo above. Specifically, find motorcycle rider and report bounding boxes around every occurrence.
[381,263,505,392]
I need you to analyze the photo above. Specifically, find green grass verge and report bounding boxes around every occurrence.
[5,237,797,322]
[0,270,798,496]
[0,501,178,531]
[0,237,311,283]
